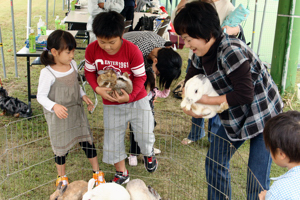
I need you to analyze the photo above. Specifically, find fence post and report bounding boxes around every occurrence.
[10,0,18,78]
[0,28,6,78]
[271,0,300,94]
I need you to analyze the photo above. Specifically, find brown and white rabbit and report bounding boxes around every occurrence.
[97,69,133,97]
[49,180,88,200]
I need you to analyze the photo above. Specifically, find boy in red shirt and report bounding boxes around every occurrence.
[84,11,157,184]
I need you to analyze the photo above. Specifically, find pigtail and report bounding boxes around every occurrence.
[40,49,55,66]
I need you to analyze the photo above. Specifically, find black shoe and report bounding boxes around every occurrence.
[112,170,130,185]
[144,150,158,173]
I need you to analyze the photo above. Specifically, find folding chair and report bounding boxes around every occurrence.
[155,16,170,37]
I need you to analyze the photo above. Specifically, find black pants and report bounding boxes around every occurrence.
[121,6,134,32]
[55,141,97,165]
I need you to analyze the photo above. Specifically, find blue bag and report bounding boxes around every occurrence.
[221,4,250,28]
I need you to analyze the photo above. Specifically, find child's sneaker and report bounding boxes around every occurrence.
[93,171,106,186]
[154,148,161,155]
[56,175,69,187]
[144,149,158,173]
[112,170,130,185]
[128,154,138,166]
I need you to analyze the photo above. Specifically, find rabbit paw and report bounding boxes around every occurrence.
[218,102,229,113]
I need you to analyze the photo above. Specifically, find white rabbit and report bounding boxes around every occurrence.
[181,74,228,118]
[126,179,161,200]
[82,178,130,200]
[49,180,88,200]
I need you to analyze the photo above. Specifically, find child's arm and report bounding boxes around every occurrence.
[127,48,147,103]
[258,190,267,200]
[154,88,170,98]
[37,68,68,119]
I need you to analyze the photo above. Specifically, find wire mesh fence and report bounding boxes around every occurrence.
[0,107,262,199]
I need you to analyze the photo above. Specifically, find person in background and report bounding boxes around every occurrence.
[259,111,300,200]
[174,1,283,199]
[37,30,105,188]
[87,0,124,43]
[84,11,158,185]
[121,0,137,32]
[172,0,242,145]
[123,31,182,165]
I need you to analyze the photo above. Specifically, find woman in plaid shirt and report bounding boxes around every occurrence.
[174,1,283,199]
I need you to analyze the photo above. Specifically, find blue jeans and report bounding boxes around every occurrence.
[205,125,272,200]
[188,115,221,142]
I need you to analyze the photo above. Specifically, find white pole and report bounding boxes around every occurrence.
[0,27,6,78]
[26,0,32,39]
[46,0,49,29]
[10,0,18,77]
[257,0,268,55]
[53,0,56,17]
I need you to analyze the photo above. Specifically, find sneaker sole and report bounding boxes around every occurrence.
[144,160,158,173]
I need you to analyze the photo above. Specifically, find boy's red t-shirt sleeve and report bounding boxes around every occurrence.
[128,46,146,103]
[84,43,98,91]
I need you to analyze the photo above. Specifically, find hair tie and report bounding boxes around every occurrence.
[43,47,50,52]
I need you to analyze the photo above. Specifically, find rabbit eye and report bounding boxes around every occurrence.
[195,89,198,93]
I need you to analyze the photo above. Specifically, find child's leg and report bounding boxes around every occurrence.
[114,159,127,172]
[129,123,141,155]
[130,97,155,156]
[80,141,99,171]
[113,159,130,184]
[102,105,128,165]
[54,154,69,186]
[80,141,106,186]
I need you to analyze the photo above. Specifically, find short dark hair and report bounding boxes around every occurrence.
[156,48,182,89]
[92,11,125,39]
[40,30,76,66]
[174,1,222,41]
[263,111,300,163]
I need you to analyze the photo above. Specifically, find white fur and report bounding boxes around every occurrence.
[82,179,130,200]
[181,74,227,118]
[126,179,161,200]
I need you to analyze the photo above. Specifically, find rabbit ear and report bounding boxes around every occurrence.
[87,178,96,191]
[59,185,68,196]
[56,181,63,190]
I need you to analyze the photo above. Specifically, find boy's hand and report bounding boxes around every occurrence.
[53,104,68,119]
[82,95,94,112]
[114,89,130,103]
[95,86,117,102]
[182,107,207,118]
[259,190,267,200]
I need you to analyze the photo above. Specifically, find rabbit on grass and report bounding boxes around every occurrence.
[181,74,228,118]
[49,180,88,200]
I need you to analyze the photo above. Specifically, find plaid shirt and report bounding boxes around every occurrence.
[266,166,300,199]
[191,34,283,141]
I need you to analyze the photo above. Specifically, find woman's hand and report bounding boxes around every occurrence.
[53,104,68,119]
[82,95,94,112]
[222,25,240,36]
[95,86,117,102]
[98,3,104,8]
[114,89,130,103]
[182,107,207,118]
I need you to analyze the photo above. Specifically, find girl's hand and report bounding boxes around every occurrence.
[82,95,94,112]
[95,86,117,102]
[114,89,130,103]
[53,104,68,119]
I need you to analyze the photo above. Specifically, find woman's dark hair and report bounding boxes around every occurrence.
[144,69,156,91]
[92,11,125,39]
[263,111,300,163]
[174,1,222,41]
[156,48,182,89]
[40,30,76,66]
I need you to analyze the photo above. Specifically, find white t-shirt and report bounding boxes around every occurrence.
[37,60,86,112]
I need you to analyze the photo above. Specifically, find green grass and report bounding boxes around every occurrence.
[1,0,300,199]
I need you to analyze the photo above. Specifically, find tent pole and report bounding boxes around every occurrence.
[10,0,18,77]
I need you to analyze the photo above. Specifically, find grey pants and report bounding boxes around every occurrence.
[102,97,155,164]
